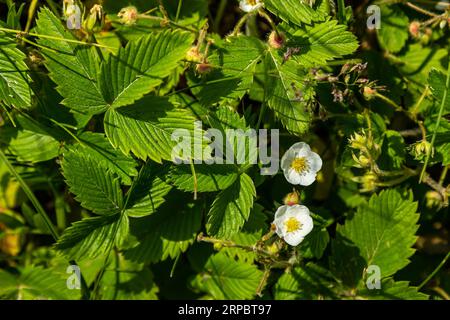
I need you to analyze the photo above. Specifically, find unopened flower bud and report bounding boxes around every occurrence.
[283,190,300,206]
[266,242,280,255]
[413,140,433,159]
[118,6,138,25]
[268,31,286,49]
[362,172,378,192]
[349,131,367,150]
[196,62,213,74]
[363,86,377,100]
[213,242,223,250]
[425,191,442,209]
[185,46,203,63]
[352,153,371,167]
[439,19,448,29]
[409,21,421,38]
[83,4,104,32]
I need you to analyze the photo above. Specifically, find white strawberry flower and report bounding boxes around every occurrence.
[239,0,263,13]
[273,205,314,246]
[280,142,322,186]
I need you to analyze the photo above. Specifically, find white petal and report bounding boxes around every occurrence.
[280,149,296,172]
[273,217,285,237]
[239,1,261,12]
[287,205,310,216]
[285,168,302,185]
[307,151,323,172]
[297,171,317,186]
[297,213,314,237]
[274,205,289,220]
[284,232,305,246]
[290,142,311,158]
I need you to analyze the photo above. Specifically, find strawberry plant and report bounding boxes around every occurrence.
[0,0,449,300]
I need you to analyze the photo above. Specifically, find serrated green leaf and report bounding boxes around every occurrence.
[285,20,359,67]
[337,190,419,278]
[429,68,450,116]
[189,36,265,106]
[274,263,338,300]
[125,201,202,263]
[376,5,409,54]
[265,54,313,135]
[100,254,159,300]
[264,0,326,26]
[195,252,263,299]
[35,8,106,114]
[61,150,123,215]
[0,121,60,163]
[55,213,129,261]
[169,164,239,192]
[224,203,267,263]
[206,173,256,239]
[124,163,172,217]
[0,42,32,108]
[99,30,194,108]
[378,130,406,170]
[70,132,138,185]
[360,278,428,300]
[0,266,80,300]
[104,96,203,163]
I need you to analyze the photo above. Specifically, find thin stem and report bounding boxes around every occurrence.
[420,54,450,182]
[418,251,450,290]
[0,27,114,49]
[439,165,449,185]
[374,92,403,112]
[337,0,346,24]
[197,233,273,257]
[256,267,271,297]
[405,1,439,17]
[175,0,183,22]
[25,0,39,34]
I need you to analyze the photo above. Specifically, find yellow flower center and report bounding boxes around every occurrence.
[290,157,308,173]
[284,217,302,233]
[248,0,257,6]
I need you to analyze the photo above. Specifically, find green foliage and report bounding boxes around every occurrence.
[335,190,419,280]
[0,41,31,108]
[0,0,448,301]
